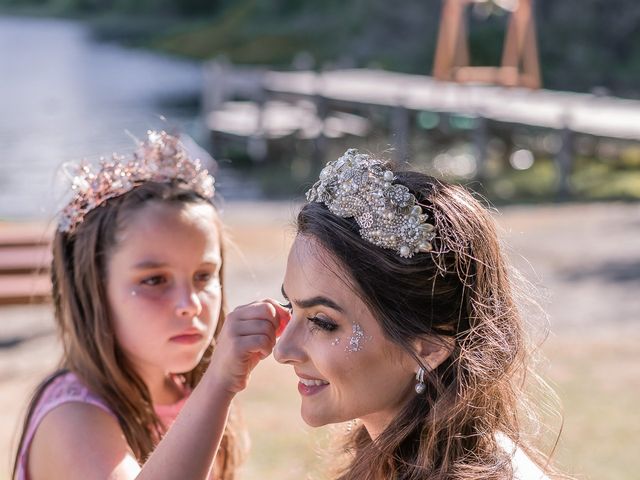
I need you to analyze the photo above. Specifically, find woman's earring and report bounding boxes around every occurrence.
[415,367,426,394]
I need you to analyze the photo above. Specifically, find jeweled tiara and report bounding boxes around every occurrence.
[58,130,215,234]
[306,149,435,258]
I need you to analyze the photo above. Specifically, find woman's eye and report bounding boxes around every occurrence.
[141,275,166,286]
[308,315,338,332]
[281,301,293,311]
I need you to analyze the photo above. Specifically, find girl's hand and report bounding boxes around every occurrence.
[209,299,290,395]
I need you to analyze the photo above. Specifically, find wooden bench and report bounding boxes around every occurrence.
[0,246,52,274]
[0,274,51,305]
[0,222,53,247]
[0,222,53,305]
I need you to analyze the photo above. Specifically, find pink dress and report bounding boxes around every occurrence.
[15,371,188,480]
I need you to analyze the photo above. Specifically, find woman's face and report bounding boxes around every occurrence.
[106,201,222,386]
[274,235,417,437]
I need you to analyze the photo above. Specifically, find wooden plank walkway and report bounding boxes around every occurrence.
[261,68,640,140]
[0,222,52,305]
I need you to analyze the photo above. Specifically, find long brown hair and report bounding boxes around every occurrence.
[297,171,566,480]
[13,181,244,479]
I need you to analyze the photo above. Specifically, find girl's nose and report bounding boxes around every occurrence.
[274,317,305,365]
[175,283,202,318]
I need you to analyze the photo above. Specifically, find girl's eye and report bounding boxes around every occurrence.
[281,301,293,311]
[141,275,166,287]
[308,315,338,332]
[194,271,214,283]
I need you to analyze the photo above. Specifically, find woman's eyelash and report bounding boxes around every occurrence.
[308,315,338,332]
[280,301,293,311]
[279,299,338,332]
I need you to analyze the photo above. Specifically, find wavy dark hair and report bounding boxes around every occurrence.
[297,170,567,480]
[13,181,245,479]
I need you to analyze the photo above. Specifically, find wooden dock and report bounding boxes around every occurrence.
[261,69,640,141]
[203,64,640,198]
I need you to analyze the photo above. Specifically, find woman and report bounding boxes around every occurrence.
[275,149,564,479]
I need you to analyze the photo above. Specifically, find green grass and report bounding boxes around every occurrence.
[543,330,640,479]
[484,156,640,203]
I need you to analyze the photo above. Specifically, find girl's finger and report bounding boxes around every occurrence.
[238,334,275,357]
[229,301,278,325]
[262,298,291,337]
[230,319,277,344]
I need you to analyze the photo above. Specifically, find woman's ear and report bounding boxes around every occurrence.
[413,334,455,371]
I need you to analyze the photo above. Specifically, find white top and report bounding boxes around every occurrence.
[497,432,550,480]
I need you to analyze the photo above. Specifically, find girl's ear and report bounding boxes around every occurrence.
[412,334,455,372]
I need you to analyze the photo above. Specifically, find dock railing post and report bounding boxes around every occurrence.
[556,122,574,200]
[472,114,488,185]
[391,100,410,163]
[202,57,228,116]
[202,57,229,158]
[313,72,328,168]
[248,73,268,163]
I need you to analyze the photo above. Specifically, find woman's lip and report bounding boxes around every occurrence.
[169,333,203,344]
[297,381,329,396]
[295,372,326,381]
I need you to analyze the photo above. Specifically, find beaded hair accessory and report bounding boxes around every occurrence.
[58,130,215,234]
[306,149,435,258]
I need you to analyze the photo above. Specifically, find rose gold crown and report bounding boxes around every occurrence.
[58,130,215,234]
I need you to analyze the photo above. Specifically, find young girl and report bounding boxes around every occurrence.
[12,131,289,480]
[275,149,567,479]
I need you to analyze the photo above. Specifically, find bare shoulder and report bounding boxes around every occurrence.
[29,401,141,480]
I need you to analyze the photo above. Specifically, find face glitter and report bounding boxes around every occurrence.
[346,322,370,353]
[204,278,222,294]
[130,290,137,296]
[331,337,341,346]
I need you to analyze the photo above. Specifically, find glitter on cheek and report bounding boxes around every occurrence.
[331,337,341,346]
[130,290,137,297]
[203,278,222,295]
[346,322,371,353]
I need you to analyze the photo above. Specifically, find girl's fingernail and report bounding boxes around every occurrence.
[276,311,290,337]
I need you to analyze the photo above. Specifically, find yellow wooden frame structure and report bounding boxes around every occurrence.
[433,0,541,88]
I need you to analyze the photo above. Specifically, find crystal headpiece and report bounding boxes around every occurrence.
[58,130,215,234]
[306,149,435,258]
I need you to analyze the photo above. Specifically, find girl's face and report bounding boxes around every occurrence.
[106,201,222,386]
[275,235,417,438]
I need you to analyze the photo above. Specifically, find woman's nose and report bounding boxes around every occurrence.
[274,318,305,365]
[175,283,202,318]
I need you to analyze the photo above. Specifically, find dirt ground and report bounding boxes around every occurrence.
[1,201,639,479]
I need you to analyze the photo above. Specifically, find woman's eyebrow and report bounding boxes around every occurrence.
[281,285,344,313]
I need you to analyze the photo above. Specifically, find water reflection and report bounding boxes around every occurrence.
[0,15,202,220]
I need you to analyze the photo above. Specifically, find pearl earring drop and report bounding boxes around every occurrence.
[415,367,426,394]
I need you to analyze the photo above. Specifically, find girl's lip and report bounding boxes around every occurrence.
[169,333,203,344]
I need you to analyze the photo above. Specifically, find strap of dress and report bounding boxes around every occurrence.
[15,371,116,480]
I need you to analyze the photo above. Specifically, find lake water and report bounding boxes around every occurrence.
[0,15,215,221]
